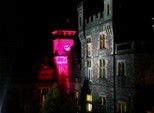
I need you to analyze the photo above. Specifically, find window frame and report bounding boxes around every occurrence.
[87,60,92,81]
[117,60,126,76]
[117,101,127,113]
[99,59,107,78]
[86,36,92,57]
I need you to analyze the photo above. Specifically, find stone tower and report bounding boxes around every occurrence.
[77,1,154,113]
[77,0,114,112]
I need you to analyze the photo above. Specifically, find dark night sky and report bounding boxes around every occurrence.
[0,0,154,82]
[0,0,81,82]
[0,0,103,82]
[0,1,81,106]
[0,0,154,110]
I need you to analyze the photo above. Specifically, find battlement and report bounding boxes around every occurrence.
[77,1,83,8]
[85,11,104,24]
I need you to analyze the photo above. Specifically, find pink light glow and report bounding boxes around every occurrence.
[53,39,74,55]
[51,30,76,36]
[52,30,76,94]
[54,56,68,64]
[38,64,53,80]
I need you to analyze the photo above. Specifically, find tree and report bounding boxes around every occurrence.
[42,82,76,113]
[42,82,59,113]
[80,77,91,113]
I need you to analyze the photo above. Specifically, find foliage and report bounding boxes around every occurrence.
[55,94,76,113]
[42,82,76,113]
[42,83,59,113]
[80,77,91,113]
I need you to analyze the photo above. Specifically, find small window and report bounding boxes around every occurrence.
[100,96,106,106]
[87,37,92,57]
[87,60,92,81]
[88,68,92,81]
[118,62,125,76]
[100,34,106,49]
[99,59,106,78]
[87,60,91,67]
[87,37,91,43]
[117,101,127,113]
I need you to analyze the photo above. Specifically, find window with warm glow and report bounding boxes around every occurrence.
[86,94,92,102]
[86,103,92,112]
[86,94,92,112]
[117,101,127,113]
[100,34,106,49]
[42,95,46,105]
[75,91,79,99]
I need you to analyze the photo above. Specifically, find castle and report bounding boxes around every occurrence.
[1,0,154,113]
[77,0,154,113]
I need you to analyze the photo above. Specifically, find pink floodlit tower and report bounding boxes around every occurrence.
[52,30,76,94]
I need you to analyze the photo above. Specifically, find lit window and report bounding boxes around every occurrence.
[42,95,46,105]
[99,59,106,78]
[86,94,92,102]
[117,101,127,113]
[75,91,79,99]
[86,103,92,112]
[100,34,106,49]
[75,78,79,99]
[86,94,92,112]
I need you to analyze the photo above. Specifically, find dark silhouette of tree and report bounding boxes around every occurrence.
[42,82,59,113]
[80,77,91,113]
[42,82,76,113]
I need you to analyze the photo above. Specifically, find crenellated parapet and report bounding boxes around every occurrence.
[85,12,104,24]
[77,1,83,14]
[77,1,83,8]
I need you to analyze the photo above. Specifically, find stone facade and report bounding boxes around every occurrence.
[77,1,154,113]
[77,0,115,113]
